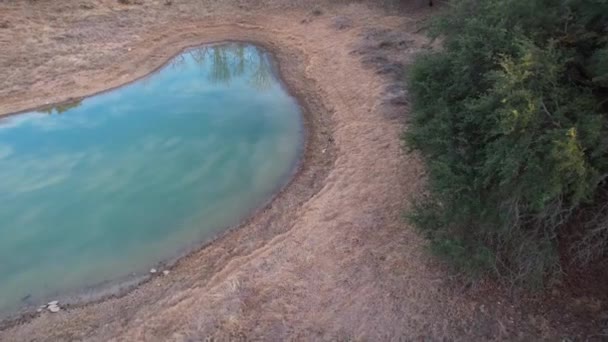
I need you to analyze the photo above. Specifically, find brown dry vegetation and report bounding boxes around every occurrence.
[0,0,604,340]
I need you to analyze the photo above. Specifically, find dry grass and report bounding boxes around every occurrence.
[0,0,601,340]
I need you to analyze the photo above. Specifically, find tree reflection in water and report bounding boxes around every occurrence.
[169,43,275,90]
[40,98,83,115]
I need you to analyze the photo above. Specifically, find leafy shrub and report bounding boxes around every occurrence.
[406,0,608,287]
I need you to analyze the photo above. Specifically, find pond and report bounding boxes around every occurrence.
[0,43,304,314]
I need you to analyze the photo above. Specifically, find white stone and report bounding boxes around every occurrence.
[48,305,60,313]
[36,308,43,313]
[150,268,157,274]
[47,300,58,306]
[162,270,170,276]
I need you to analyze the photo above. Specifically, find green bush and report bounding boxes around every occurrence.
[406,0,608,287]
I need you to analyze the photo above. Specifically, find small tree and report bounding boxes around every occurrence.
[406,0,608,287]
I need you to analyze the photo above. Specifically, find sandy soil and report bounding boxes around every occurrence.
[0,0,603,340]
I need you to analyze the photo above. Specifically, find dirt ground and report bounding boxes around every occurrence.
[0,0,604,340]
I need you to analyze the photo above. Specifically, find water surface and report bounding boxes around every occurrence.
[0,43,303,313]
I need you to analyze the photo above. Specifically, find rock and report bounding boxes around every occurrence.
[47,300,58,306]
[48,305,60,313]
[162,270,170,276]
[150,268,157,274]
[36,308,43,313]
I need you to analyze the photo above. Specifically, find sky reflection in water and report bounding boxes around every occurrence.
[0,43,303,313]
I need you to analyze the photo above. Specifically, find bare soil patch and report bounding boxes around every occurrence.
[0,0,602,340]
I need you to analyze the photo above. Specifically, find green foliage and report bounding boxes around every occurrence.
[406,0,608,286]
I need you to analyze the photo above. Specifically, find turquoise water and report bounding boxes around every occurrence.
[0,43,303,313]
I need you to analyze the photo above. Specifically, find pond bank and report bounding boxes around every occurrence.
[0,42,307,316]
[0,9,343,339]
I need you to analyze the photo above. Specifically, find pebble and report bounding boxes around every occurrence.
[150,268,157,274]
[47,300,58,306]
[162,270,170,276]
[48,305,60,313]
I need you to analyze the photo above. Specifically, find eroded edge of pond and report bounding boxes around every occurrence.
[0,39,335,328]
